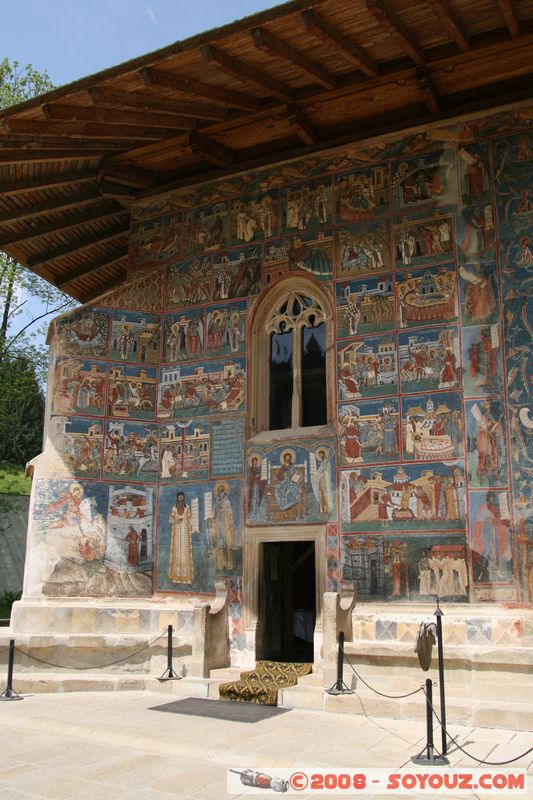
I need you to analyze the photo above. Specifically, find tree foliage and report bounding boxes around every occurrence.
[0,59,77,472]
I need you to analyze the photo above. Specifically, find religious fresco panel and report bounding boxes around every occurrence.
[159,419,210,483]
[334,164,389,224]
[394,213,454,270]
[461,324,503,397]
[48,416,103,479]
[54,307,110,359]
[402,391,464,462]
[339,461,466,533]
[465,398,508,489]
[230,191,279,246]
[457,261,499,326]
[337,334,398,401]
[163,308,205,363]
[103,420,159,484]
[457,143,492,209]
[245,441,336,526]
[107,364,157,421]
[335,219,392,278]
[27,479,154,597]
[156,480,242,593]
[281,177,332,232]
[110,309,161,365]
[130,213,181,269]
[182,202,228,256]
[340,532,469,602]
[52,357,108,418]
[165,257,211,310]
[396,264,458,329]
[211,416,244,478]
[337,398,400,466]
[336,273,395,338]
[157,357,246,420]
[399,325,461,394]
[263,231,333,284]
[212,246,262,301]
[469,490,514,588]
[391,150,457,217]
[205,301,246,358]
[456,206,495,264]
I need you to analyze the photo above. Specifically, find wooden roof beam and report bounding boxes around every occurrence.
[301,10,379,78]
[0,206,127,248]
[42,102,197,130]
[416,65,440,113]
[98,180,138,199]
[99,162,158,187]
[27,221,130,268]
[366,0,425,65]
[140,67,260,112]
[185,132,234,167]
[0,149,107,164]
[426,0,470,50]
[2,118,178,141]
[0,170,96,196]
[251,26,336,90]
[80,270,128,304]
[497,0,520,36]
[88,86,227,121]
[201,45,294,102]
[0,188,101,224]
[56,249,127,288]
[287,104,317,145]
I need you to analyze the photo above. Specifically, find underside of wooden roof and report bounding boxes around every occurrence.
[2,0,533,302]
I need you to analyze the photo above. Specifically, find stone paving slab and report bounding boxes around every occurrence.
[0,691,530,800]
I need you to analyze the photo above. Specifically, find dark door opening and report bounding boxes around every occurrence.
[257,540,316,663]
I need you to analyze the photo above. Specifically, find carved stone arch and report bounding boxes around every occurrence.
[248,273,335,436]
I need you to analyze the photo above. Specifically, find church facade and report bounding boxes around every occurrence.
[16,103,532,665]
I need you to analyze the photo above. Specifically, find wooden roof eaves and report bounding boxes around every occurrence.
[0,0,325,118]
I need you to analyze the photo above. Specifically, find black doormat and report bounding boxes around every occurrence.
[149,696,291,723]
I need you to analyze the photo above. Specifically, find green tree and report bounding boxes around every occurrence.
[0,58,77,380]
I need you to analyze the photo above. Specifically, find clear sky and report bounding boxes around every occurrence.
[2,0,282,87]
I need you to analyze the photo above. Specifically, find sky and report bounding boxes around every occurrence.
[3,0,283,87]
[3,0,282,351]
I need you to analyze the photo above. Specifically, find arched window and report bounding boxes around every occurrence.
[249,275,334,435]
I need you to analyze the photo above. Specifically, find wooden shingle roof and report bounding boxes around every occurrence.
[2,0,533,301]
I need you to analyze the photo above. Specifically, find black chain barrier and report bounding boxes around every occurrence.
[13,628,167,671]
[423,686,533,766]
[340,642,425,700]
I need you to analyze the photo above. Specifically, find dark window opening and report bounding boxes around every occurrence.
[269,329,293,430]
[301,322,326,427]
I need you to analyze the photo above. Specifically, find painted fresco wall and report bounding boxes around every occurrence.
[26,106,533,623]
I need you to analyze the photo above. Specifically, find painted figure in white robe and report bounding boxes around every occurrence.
[168,492,195,584]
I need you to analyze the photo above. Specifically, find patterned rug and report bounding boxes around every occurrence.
[218,660,312,706]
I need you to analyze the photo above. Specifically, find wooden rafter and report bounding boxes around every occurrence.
[98,180,138,199]
[0,170,96,196]
[140,67,260,112]
[301,10,379,78]
[27,222,129,268]
[2,118,181,141]
[88,86,227,121]
[0,188,101,224]
[0,206,127,248]
[497,0,520,36]
[426,0,470,51]
[0,149,107,164]
[56,248,127,288]
[99,162,157,187]
[287,104,317,145]
[80,271,128,304]
[185,132,234,167]
[416,66,440,113]
[251,26,336,89]
[201,45,294,102]
[366,0,425,65]
[42,103,197,130]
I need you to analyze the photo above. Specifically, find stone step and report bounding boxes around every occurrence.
[209,666,244,681]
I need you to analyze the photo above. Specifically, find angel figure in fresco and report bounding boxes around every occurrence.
[168,491,198,584]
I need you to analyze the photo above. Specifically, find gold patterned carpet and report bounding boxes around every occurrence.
[218,660,312,706]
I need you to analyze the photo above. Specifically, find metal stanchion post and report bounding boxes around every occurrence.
[158,625,181,680]
[326,631,354,695]
[434,605,447,755]
[412,678,448,765]
[0,639,23,701]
